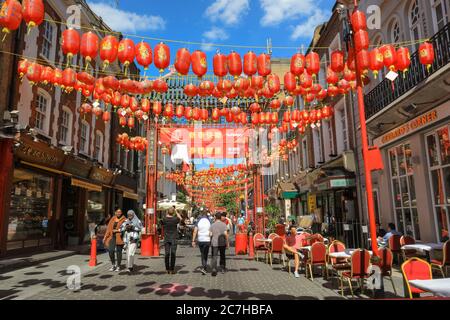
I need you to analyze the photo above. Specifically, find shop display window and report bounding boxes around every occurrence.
[7,168,53,246]
[388,143,420,239]
[426,126,450,242]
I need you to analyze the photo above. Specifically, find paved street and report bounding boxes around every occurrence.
[0,244,408,300]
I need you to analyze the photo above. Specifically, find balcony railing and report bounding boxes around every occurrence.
[364,23,450,120]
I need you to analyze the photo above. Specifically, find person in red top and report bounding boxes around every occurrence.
[283,226,302,278]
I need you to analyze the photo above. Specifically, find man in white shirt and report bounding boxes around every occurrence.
[192,210,212,275]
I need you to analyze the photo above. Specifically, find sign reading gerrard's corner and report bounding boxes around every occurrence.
[375,102,450,147]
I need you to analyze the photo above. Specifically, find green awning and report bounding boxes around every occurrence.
[279,182,299,199]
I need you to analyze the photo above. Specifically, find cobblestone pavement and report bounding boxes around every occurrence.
[0,244,411,300]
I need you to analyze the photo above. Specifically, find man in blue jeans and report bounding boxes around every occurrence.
[209,212,229,277]
[192,210,212,275]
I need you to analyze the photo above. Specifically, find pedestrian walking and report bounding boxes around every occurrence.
[103,208,127,272]
[95,218,108,252]
[192,210,212,275]
[121,210,143,273]
[161,207,182,274]
[210,212,229,277]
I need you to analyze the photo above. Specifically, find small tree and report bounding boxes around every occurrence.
[217,192,239,216]
[265,203,282,233]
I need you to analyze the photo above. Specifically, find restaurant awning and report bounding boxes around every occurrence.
[278,182,299,199]
[123,191,139,200]
[71,178,102,192]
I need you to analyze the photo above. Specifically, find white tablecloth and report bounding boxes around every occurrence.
[409,279,450,297]
[328,249,373,259]
[401,243,443,253]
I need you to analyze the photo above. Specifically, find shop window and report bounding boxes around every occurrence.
[85,190,106,242]
[8,168,53,248]
[388,143,420,239]
[426,126,450,242]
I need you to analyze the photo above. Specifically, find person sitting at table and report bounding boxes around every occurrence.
[378,223,402,244]
[283,226,304,278]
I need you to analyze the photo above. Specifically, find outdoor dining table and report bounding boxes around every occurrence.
[408,278,450,297]
[401,243,443,262]
[328,249,373,260]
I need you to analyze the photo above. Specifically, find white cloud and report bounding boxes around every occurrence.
[87,1,166,33]
[290,9,328,40]
[205,0,250,26]
[203,27,229,41]
[201,27,229,52]
[259,0,322,26]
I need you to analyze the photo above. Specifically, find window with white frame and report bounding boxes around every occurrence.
[94,131,103,162]
[388,143,420,239]
[80,121,90,154]
[35,91,50,134]
[425,126,450,242]
[431,0,449,33]
[41,21,55,60]
[60,108,72,145]
[390,19,402,43]
[302,137,308,170]
[409,0,422,51]
[335,102,348,154]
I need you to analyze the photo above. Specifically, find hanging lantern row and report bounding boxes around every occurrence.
[116,133,148,152]
[0,0,44,40]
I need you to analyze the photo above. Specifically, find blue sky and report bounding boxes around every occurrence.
[87,0,335,76]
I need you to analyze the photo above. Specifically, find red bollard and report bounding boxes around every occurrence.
[141,234,154,256]
[248,232,254,260]
[89,237,97,267]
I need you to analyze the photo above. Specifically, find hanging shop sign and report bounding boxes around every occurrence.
[62,156,92,178]
[308,194,317,213]
[89,167,114,185]
[159,127,249,159]
[375,102,450,147]
[317,178,356,191]
[15,136,65,169]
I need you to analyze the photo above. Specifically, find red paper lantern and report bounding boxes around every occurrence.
[316,89,328,101]
[140,98,150,113]
[129,97,139,112]
[200,108,208,121]
[153,79,168,93]
[102,76,119,91]
[80,31,99,65]
[120,94,130,108]
[299,71,313,89]
[326,67,339,85]
[192,107,201,121]
[17,59,29,78]
[26,62,42,84]
[354,30,369,52]
[327,85,339,97]
[396,47,411,73]
[62,68,76,91]
[184,83,198,97]
[118,39,135,68]
[369,48,384,78]
[343,64,356,82]
[175,48,191,75]
[135,41,152,70]
[284,96,295,107]
[351,10,367,32]
[102,111,111,123]
[419,42,435,70]
[251,75,264,90]
[61,28,80,63]
[306,52,320,76]
[270,112,279,124]
[163,103,174,117]
[191,50,207,79]
[217,79,232,94]
[381,45,397,71]
[212,108,220,122]
[284,72,297,93]
[40,66,53,85]
[22,0,44,32]
[331,50,345,73]
[228,51,242,78]
[249,102,261,113]
[127,117,135,129]
[152,101,162,116]
[290,53,305,77]
[267,74,280,94]
[0,0,22,38]
[175,105,184,118]
[213,52,228,78]
[100,35,119,69]
[357,49,370,74]
[199,80,214,96]
[244,51,257,76]
[251,113,259,126]
[347,47,356,71]
[257,53,271,77]
[154,42,170,72]
[269,99,281,110]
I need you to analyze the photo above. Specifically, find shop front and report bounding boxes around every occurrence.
[277,182,299,222]
[373,101,450,243]
[3,136,66,254]
[113,173,139,218]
